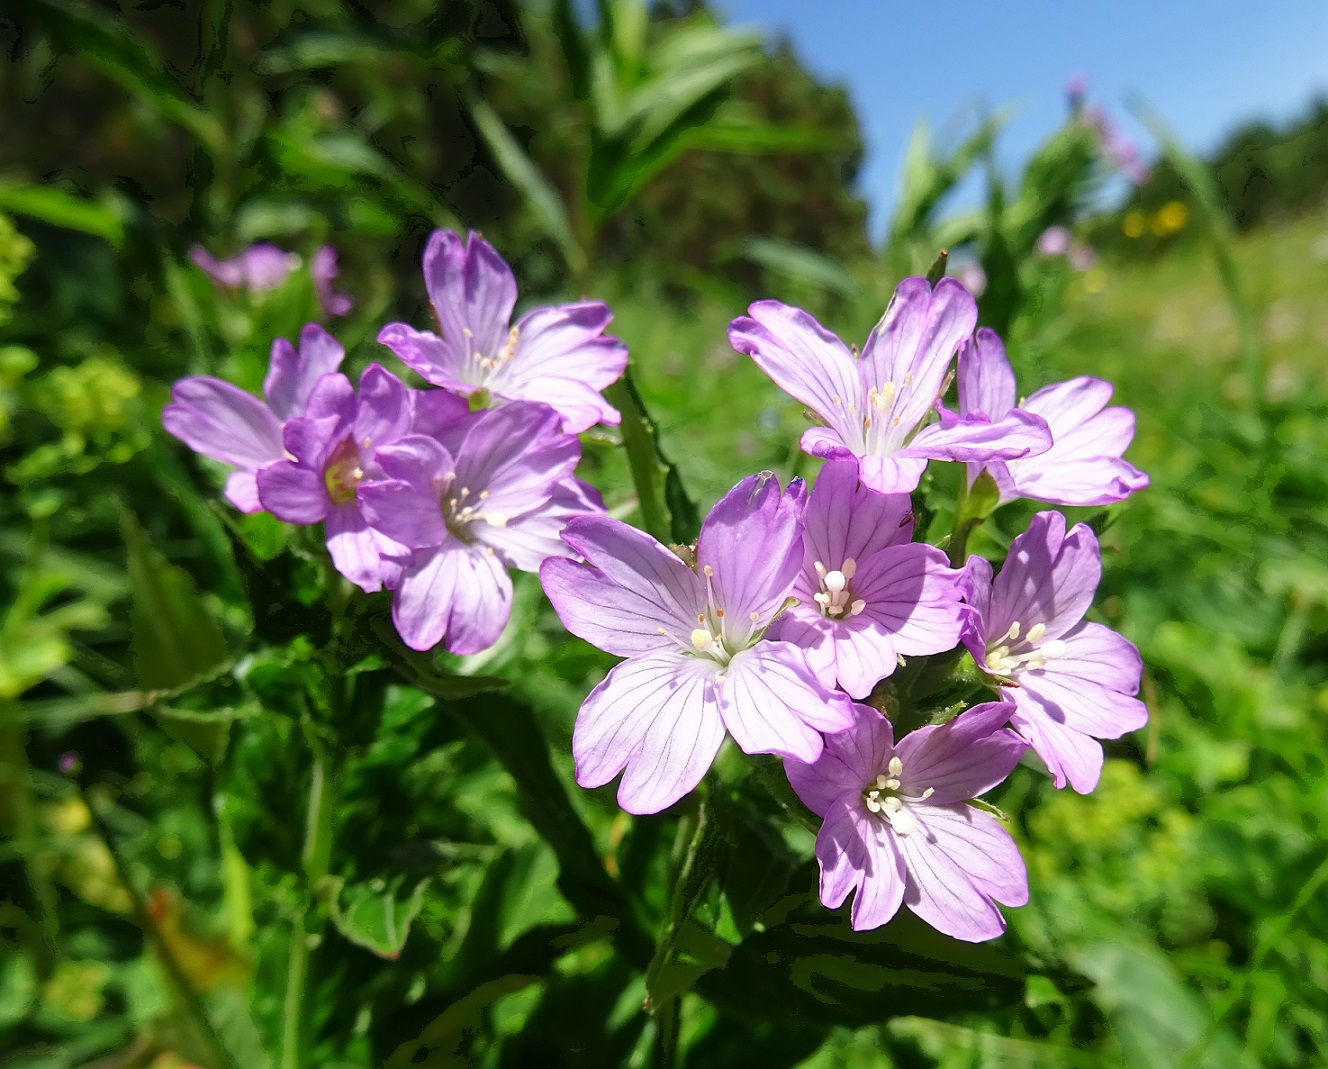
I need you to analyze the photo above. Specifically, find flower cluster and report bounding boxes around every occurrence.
[166,229,626,651]
[544,277,1149,942]
[165,232,1149,944]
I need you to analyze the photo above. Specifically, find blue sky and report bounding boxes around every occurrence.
[717,0,1328,240]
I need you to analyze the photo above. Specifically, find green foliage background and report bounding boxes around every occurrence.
[1,1,1326,1067]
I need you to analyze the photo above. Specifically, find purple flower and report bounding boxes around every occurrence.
[769,461,964,699]
[163,324,345,511]
[359,402,599,654]
[728,278,1051,495]
[960,511,1148,793]
[1084,106,1151,185]
[1035,227,1096,271]
[953,261,986,298]
[377,230,629,433]
[1066,243,1097,272]
[190,243,301,291]
[785,701,1028,941]
[957,329,1149,507]
[312,245,354,317]
[256,364,419,592]
[1036,226,1073,257]
[540,473,855,815]
[1066,74,1088,109]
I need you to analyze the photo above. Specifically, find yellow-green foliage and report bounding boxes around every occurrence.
[1025,761,1209,946]
[10,351,149,486]
[0,212,34,326]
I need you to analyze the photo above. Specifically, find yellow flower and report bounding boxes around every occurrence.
[1154,201,1188,235]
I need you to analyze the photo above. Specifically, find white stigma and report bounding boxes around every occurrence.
[862,756,932,836]
[984,619,1067,677]
[868,381,897,412]
[811,558,864,619]
[690,628,716,652]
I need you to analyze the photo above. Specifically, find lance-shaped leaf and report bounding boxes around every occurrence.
[604,370,700,545]
[123,511,228,691]
[464,89,584,277]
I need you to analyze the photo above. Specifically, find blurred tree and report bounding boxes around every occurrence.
[619,41,870,293]
[468,0,862,288]
[0,0,525,280]
[1095,96,1328,253]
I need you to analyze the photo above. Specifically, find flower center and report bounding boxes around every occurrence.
[657,563,767,668]
[862,756,933,836]
[983,620,1066,677]
[323,437,364,505]
[441,478,508,541]
[812,559,866,619]
[461,324,519,385]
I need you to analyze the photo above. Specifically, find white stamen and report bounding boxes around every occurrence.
[889,807,917,835]
[984,620,1062,678]
[888,756,903,777]
[841,557,857,580]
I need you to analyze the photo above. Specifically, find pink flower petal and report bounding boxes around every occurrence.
[859,276,977,436]
[729,301,865,449]
[572,653,723,815]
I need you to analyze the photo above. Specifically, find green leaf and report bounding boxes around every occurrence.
[447,692,651,967]
[711,791,799,937]
[1132,103,1263,412]
[679,120,841,154]
[26,0,224,156]
[252,28,406,75]
[122,510,229,691]
[696,888,1040,1027]
[609,37,762,154]
[328,875,430,959]
[603,370,699,545]
[440,842,576,992]
[740,237,861,300]
[463,90,583,276]
[1073,940,1249,1069]
[0,181,125,247]
[550,0,591,100]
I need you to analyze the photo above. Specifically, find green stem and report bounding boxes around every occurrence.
[84,789,238,1069]
[604,374,673,544]
[646,799,710,1069]
[0,697,59,975]
[947,469,1000,567]
[1180,848,1328,1069]
[282,722,341,1069]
